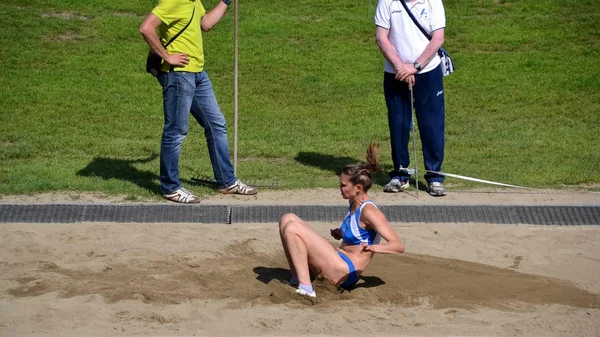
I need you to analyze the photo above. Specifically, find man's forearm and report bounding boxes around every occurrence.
[415,29,444,67]
[376,29,404,70]
[201,0,229,32]
[377,41,404,70]
[141,31,169,59]
[140,14,169,59]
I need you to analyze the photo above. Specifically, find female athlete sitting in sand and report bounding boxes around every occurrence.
[279,143,406,298]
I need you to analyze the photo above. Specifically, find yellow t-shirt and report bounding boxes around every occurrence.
[152,0,206,73]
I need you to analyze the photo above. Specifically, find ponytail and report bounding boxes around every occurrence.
[341,142,383,192]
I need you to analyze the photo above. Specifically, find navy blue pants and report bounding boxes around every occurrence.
[383,64,445,183]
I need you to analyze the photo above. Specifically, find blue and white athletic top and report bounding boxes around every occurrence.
[340,200,382,246]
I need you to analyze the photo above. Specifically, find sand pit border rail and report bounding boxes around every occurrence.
[0,203,598,225]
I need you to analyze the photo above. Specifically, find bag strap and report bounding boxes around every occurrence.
[163,6,196,48]
[398,0,432,41]
[398,0,446,58]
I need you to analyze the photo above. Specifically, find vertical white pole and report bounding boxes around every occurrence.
[410,85,418,198]
[233,0,239,174]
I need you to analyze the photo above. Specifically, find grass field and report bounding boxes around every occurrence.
[0,0,598,200]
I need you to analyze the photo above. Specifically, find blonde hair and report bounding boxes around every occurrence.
[341,142,383,192]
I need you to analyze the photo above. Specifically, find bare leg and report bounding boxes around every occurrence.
[279,213,349,286]
[284,224,312,284]
[279,213,306,280]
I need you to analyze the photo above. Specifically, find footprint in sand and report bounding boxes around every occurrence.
[508,256,523,269]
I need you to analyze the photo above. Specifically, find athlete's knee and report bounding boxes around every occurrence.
[279,213,300,230]
[282,220,308,239]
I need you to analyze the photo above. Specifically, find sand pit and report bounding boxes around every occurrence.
[1,216,599,336]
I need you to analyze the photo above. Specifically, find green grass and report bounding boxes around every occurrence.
[0,0,599,199]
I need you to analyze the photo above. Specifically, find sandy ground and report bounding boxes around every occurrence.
[2,188,600,206]
[1,189,599,336]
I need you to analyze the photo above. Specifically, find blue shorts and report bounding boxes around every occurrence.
[337,252,359,289]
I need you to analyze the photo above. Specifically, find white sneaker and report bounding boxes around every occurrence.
[383,178,409,193]
[219,179,258,195]
[427,182,447,197]
[163,188,201,203]
[295,287,316,298]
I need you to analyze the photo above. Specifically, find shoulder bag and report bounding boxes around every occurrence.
[398,0,454,76]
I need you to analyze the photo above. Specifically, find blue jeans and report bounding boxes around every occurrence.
[157,71,236,193]
[383,64,445,183]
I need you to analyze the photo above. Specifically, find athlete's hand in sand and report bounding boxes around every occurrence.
[330,228,342,240]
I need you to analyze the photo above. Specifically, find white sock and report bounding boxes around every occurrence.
[298,283,313,293]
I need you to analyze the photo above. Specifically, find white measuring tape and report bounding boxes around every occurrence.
[426,170,530,189]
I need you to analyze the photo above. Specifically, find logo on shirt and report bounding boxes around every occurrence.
[437,90,444,96]
[391,9,403,14]
[419,8,429,20]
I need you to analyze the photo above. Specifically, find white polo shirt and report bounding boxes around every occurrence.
[375,0,446,74]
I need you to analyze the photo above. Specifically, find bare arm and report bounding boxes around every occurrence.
[416,28,445,68]
[360,205,405,254]
[201,0,229,32]
[139,13,189,66]
[375,26,404,71]
[400,28,445,80]
[376,26,415,85]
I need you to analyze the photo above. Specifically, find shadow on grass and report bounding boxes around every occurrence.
[76,154,161,195]
[295,152,356,175]
[295,151,391,187]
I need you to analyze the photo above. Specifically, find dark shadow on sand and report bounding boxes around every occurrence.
[253,266,291,285]
[353,275,386,289]
[253,266,386,292]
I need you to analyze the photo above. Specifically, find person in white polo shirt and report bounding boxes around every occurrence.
[375,0,448,196]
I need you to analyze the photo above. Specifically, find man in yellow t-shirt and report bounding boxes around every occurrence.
[140,0,257,203]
